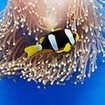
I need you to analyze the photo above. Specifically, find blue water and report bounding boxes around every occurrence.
[0,0,105,105]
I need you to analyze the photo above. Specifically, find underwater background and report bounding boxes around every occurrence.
[0,0,105,105]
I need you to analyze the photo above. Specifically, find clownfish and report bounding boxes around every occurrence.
[24,28,80,57]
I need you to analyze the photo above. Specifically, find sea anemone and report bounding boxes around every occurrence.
[0,0,105,85]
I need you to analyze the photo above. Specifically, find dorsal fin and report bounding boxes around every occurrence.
[54,28,62,32]
[39,36,45,44]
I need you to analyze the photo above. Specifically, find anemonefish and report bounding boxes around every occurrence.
[24,28,80,57]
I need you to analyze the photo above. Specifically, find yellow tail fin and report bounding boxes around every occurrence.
[24,44,42,57]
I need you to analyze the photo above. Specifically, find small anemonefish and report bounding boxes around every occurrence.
[24,28,80,57]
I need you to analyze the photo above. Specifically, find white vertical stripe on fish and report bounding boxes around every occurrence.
[48,34,58,51]
[65,29,75,45]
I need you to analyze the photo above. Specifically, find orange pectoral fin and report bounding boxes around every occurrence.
[56,43,71,53]
[63,43,71,52]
